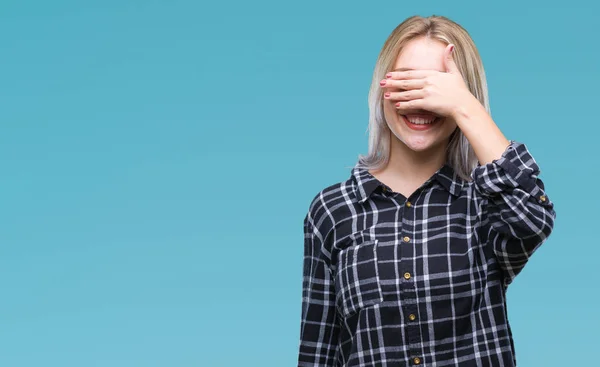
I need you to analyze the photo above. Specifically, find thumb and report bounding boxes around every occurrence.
[444,44,459,73]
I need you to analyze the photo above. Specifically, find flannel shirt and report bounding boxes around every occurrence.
[298,140,556,366]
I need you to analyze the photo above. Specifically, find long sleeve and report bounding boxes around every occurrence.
[297,211,340,367]
[472,140,556,287]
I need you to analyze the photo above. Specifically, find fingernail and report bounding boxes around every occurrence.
[385,73,392,78]
[379,80,386,86]
[396,102,401,107]
[384,92,390,98]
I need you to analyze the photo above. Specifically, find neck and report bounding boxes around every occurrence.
[385,137,448,183]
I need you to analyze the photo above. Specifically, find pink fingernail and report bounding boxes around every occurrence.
[380,80,386,86]
[384,92,390,98]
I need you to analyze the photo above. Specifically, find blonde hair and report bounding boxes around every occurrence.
[357,15,489,181]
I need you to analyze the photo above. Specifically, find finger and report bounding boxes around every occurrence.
[443,44,459,74]
[394,99,425,111]
[384,89,426,101]
[380,78,425,90]
[385,69,436,80]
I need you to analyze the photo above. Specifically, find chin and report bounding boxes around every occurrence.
[389,118,453,152]
[402,136,440,152]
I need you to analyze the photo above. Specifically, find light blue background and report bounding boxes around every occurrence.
[0,0,596,366]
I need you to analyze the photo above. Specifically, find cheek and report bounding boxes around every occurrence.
[383,100,399,118]
[442,120,459,136]
[445,118,458,130]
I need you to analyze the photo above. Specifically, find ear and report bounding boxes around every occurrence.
[444,44,459,74]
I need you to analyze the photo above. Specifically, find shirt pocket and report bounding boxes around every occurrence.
[334,238,384,318]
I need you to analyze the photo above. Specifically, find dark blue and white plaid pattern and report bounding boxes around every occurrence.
[298,141,556,367]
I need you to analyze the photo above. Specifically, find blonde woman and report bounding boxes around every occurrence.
[298,15,556,367]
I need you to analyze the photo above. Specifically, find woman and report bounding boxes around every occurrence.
[297,15,556,367]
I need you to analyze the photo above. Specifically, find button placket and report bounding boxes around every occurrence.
[401,196,423,365]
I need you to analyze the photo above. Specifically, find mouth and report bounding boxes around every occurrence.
[399,113,442,131]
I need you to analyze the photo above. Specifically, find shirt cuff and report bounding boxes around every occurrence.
[471,140,544,199]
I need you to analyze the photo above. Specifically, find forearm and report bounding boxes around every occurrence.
[470,139,556,286]
[451,97,510,165]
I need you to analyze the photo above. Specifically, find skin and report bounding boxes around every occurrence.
[369,36,510,198]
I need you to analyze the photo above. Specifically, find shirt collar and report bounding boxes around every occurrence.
[351,162,464,203]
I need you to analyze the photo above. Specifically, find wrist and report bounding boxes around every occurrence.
[450,94,485,125]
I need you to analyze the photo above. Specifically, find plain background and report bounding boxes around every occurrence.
[1,0,597,366]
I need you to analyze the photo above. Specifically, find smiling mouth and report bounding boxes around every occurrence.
[400,113,440,124]
[399,114,442,130]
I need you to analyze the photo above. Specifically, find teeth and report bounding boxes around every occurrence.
[405,116,436,125]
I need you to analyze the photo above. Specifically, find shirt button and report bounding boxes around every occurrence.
[413,357,421,364]
[409,314,416,321]
[403,236,410,242]
[404,272,411,280]
[406,201,412,207]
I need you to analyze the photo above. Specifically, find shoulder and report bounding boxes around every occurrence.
[304,175,357,237]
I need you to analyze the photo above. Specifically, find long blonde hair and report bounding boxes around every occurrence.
[357,15,489,181]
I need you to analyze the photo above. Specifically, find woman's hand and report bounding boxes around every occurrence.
[380,43,510,165]
[380,44,478,119]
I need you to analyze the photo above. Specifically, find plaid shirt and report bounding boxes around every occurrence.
[297,141,556,367]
